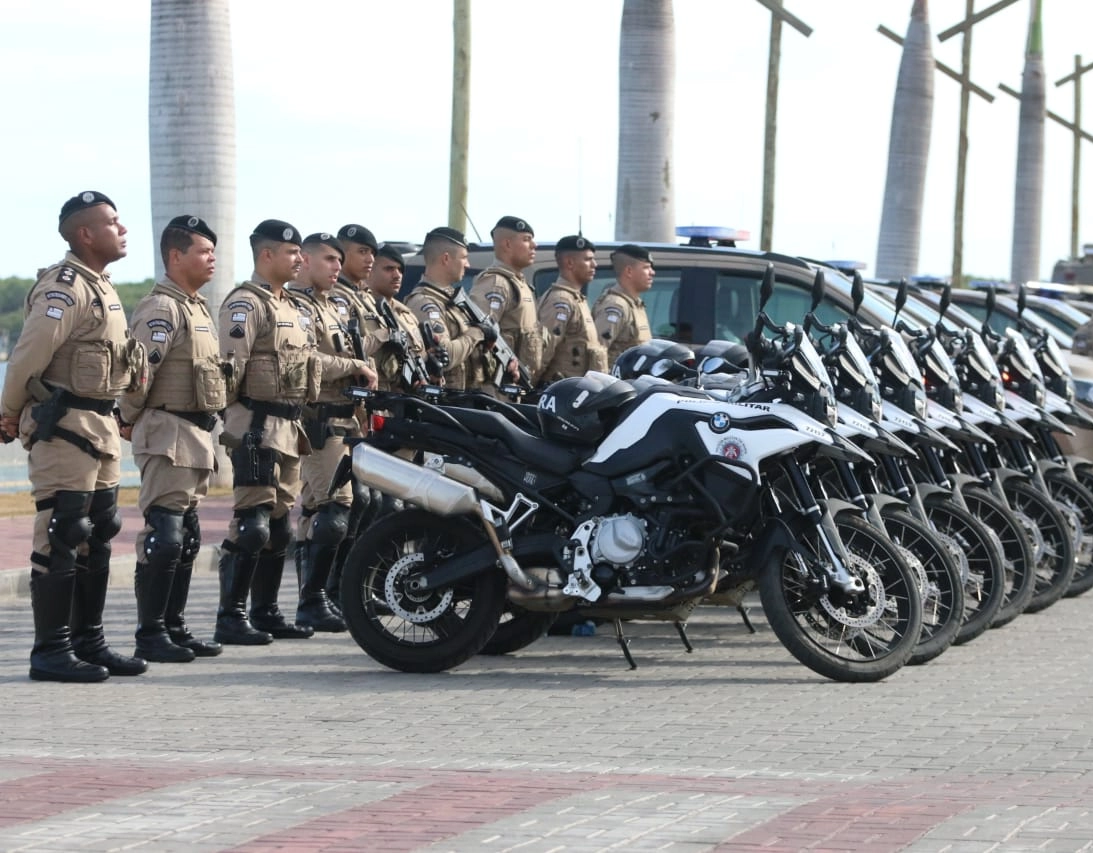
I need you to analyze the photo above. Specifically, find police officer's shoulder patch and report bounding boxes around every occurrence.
[227,300,253,312]
[148,349,162,364]
[147,318,174,331]
[230,325,245,338]
[44,290,75,306]
[56,266,76,285]
[604,306,623,323]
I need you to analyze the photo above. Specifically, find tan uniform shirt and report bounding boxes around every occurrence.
[218,277,318,458]
[287,284,372,405]
[121,277,222,470]
[405,278,485,391]
[469,260,544,381]
[592,284,652,368]
[537,278,608,382]
[1,251,144,458]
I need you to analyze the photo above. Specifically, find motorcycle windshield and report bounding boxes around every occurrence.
[1041,335,1070,380]
[965,331,1002,385]
[926,338,963,414]
[839,331,883,421]
[792,333,838,426]
[881,328,928,418]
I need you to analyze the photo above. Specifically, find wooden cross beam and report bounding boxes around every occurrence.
[877,25,995,102]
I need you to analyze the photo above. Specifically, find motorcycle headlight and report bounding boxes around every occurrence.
[913,386,928,420]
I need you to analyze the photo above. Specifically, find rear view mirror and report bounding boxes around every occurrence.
[810,269,825,311]
[1017,283,1027,316]
[939,284,951,319]
[985,285,996,320]
[850,272,864,314]
[759,264,775,310]
[895,278,908,317]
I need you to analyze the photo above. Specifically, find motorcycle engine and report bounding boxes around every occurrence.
[589,514,646,566]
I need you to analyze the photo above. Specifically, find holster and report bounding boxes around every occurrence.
[231,434,277,487]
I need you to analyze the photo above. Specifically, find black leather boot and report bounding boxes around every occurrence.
[29,569,109,683]
[71,562,148,676]
[134,563,195,663]
[250,550,314,639]
[296,541,347,632]
[166,561,222,656]
[214,546,273,645]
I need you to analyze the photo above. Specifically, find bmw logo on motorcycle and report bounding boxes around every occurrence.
[709,411,731,433]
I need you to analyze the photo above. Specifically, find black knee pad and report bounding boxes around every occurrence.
[45,490,94,567]
[89,486,122,542]
[267,512,292,553]
[309,503,350,546]
[144,506,186,565]
[234,505,272,553]
[182,508,201,561]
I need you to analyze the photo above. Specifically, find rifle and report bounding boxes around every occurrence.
[418,320,450,379]
[448,288,534,394]
[375,298,431,390]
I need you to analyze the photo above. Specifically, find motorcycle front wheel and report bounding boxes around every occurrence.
[881,509,965,665]
[758,514,922,683]
[1044,471,1093,598]
[340,508,506,673]
[962,487,1035,627]
[921,495,1005,644]
[1003,480,1075,613]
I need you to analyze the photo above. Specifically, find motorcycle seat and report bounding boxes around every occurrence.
[451,408,582,475]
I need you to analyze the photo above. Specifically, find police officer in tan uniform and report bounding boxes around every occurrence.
[214,220,325,645]
[288,233,376,632]
[405,227,486,391]
[0,191,148,682]
[469,216,544,387]
[119,215,225,663]
[537,235,608,382]
[592,243,655,367]
[364,244,441,391]
[328,224,377,331]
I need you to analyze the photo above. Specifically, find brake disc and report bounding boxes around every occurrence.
[818,553,886,629]
[383,552,454,623]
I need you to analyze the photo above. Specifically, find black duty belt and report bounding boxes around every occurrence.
[59,390,115,416]
[308,402,357,420]
[238,396,302,421]
[163,409,219,432]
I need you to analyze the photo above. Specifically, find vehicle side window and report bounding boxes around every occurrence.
[765,283,849,328]
[713,276,850,342]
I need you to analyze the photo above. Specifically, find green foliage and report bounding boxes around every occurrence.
[0,277,157,347]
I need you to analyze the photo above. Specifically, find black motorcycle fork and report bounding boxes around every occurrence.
[781,459,863,594]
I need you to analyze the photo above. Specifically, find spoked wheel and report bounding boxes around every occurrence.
[1003,480,1075,613]
[921,495,1005,644]
[962,487,1035,628]
[340,509,506,672]
[881,509,964,665]
[758,514,922,682]
[479,604,558,655]
[1044,471,1093,598]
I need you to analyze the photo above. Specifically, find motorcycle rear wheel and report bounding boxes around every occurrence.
[759,514,922,683]
[881,509,964,665]
[340,509,506,673]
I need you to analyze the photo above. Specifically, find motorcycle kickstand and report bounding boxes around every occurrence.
[737,604,757,634]
[674,621,693,653]
[612,620,637,670]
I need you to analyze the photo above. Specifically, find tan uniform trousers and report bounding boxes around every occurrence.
[226,455,302,545]
[30,439,120,565]
[133,453,211,556]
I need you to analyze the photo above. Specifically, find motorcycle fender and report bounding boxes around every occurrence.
[951,472,988,494]
[871,492,910,516]
[826,497,867,522]
[1034,457,1069,477]
[988,466,1028,487]
[753,517,800,570]
[1067,455,1093,473]
[913,481,954,503]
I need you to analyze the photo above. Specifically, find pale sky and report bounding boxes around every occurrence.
[1,0,1090,284]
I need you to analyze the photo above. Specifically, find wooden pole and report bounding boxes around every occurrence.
[448,0,471,234]
[760,6,781,252]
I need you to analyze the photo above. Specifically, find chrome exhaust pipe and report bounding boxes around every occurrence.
[351,443,541,591]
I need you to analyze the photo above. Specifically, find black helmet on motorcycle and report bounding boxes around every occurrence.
[694,339,750,374]
[612,339,696,381]
[537,372,637,443]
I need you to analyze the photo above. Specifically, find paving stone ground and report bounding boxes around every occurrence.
[1,555,1093,852]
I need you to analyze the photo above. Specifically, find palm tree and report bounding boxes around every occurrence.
[149,0,236,314]
[1010,0,1045,286]
[615,0,675,243]
[876,0,934,281]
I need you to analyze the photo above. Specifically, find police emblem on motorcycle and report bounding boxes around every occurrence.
[709,412,730,433]
[717,437,745,460]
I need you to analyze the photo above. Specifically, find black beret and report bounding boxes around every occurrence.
[251,219,302,245]
[337,224,379,251]
[491,215,533,237]
[302,232,345,262]
[611,243,653,265]
[424,226,467,248]
[165,214,217,246]
[375,243,405,270]
[556,234,595,253]
[58,190,116,227]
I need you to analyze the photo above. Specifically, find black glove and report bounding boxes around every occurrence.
[478,322,498,346]
[434,344,451,367]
